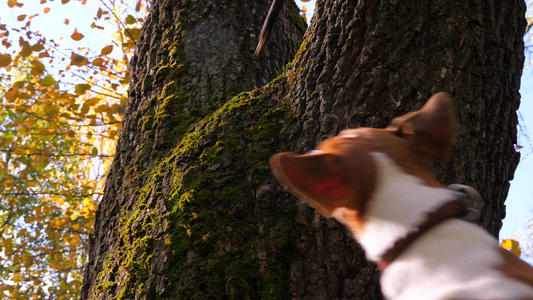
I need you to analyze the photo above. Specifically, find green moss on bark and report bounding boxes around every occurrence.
[136,75,301,298]
[88,71,304,299]
[82,0,308,298]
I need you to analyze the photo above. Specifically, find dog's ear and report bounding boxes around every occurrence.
[386,92,457,161]
[270,152,349,217]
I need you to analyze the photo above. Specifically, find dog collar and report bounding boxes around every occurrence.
[377,195,470,271]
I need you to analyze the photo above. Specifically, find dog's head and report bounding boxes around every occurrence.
[270,92,456,233]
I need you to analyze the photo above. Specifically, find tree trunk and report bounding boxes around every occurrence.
[81,0,525,299]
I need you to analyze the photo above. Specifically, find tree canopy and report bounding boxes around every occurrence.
[0,0,145,298]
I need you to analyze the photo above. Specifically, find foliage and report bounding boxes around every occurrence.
[0,0,146,298]
[501,238,522,257]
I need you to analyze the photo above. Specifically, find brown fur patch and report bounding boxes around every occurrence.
[497,247,533,289]
[269,93,456,233]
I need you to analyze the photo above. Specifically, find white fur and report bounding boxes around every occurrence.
[333,152,533,300]
[382,221,533,299]
[354,152,458,261]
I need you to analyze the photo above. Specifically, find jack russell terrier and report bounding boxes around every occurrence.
[270,93,533,300]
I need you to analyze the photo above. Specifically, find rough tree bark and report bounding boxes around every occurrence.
[81,0,525,299]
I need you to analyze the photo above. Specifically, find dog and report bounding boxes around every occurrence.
[270,93,533,299]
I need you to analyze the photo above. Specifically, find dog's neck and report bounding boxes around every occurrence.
[334,152,460,263]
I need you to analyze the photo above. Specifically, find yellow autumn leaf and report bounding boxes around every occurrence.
[74,83,91,94]
[5,87,18,102]
[0,54,12,67]
[32,42,44,51]
[49,259,60,269]
[3,179,14,188]
[125,15,137,25]
[42,206,51,214]
[84,97,99,106]
[70,211,80,221]
[95,104,110,113]
[17,14,26,22]
[130,28,142,39]
[82,198,92,206]
[39,75,56,86]
[21,255,33,265]
[70,53,88,66]
[26,117,35,128]
[13,147,26,155]
[43,7,50,13]
[92,57,105,67]
[501,238,514,249]
[71,28,84,41]
[90,22,105,30]
[69,237,79,246]
[45,104,60,115]
[91,147,98,156]
[100,45,113,56]
[4,238,13,249]
[18,125,29,136]
[20,43,33,57]
[52,195,64,206]
[12,272,22,283]
[501,238,521,257]
[30,60,45,76]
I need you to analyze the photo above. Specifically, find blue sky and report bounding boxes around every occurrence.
[501,69,533,245]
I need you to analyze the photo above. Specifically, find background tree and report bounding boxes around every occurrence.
[0,0,146,298]
[81,0,525,299]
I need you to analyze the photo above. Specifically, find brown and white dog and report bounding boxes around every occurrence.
[270,93,533,300]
